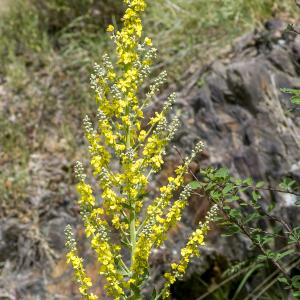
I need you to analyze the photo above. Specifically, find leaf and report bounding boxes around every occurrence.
[189,181,202,190]
[257,254,268,262]
[291,97,300,105]
[150,289,157,300]
[210,190,221,201]
[232,263,264,300]
[293,291,300,298]
[267,202,275,212]
[122,203,132,210]
[222,225,240,236]
[292,275,300,289]
[281,87,300,95]
[225,195,240,202]
[245,212,261,224]
[279,177,296,191]
[288,227,300,244]
[243,177,253,186]
[252,191,261,202]
[295,199,300,205]
[215,167,229,179]
[229,208,242,218]
[204,182,216,191]
[277,249,295,260]
[222,183,235,195]
[277,276,289,285]
[256,181,265,188]
[129,283,141,298]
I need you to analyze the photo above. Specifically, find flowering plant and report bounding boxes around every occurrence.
[65,1,217,299]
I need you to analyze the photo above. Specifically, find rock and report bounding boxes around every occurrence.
[165,19,300,298]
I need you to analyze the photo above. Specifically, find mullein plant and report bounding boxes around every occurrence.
[65,0,218,299]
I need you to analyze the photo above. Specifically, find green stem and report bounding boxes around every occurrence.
[130,209,136,263]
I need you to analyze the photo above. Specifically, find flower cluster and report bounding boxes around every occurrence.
[65,225,98,300]
[65,1,213,299]
[163,204,219,299]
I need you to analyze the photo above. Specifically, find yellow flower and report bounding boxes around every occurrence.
[144,37,152,46]
[107,24,115,32]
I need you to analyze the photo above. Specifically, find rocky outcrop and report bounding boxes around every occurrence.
[162,19,300,299]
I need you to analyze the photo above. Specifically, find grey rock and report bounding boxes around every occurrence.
[167,20,300,298]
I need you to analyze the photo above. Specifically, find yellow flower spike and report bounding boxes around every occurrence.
[66,0,213,299]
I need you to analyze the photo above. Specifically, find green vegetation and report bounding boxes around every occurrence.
[190,168,300,299]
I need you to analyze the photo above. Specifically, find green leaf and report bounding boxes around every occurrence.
[122,203,132,210]
[129,283,141,298]
[204,182,216,191]
[229,208,242,218]
[222,183,235,195]
[279,177,296,191]
[245,212,261,224]
[277,276,289,285]
[189,181,201,190]
[257,254,268,262]
[225,195,240,202]
[267,202,275,212]
[277,249,295,260]
[150,289,157,300]
[292,275,300,289]
[281,87,300,94]
[222,225,240,236]
[251,191,261,202]
[210,190,221,201]
[243,177,253,186]
[256,181,265,188]
[295,199,300,205]
[288,227,300,244]
[293,291,300,298]
[215,167,229,179]
[291,97,300,105]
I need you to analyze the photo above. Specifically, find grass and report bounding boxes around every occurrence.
[146,0,294,80]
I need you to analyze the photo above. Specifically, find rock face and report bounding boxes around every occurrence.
[1,19,300,300]
[178,21,300,182]
[164,20,300,299]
